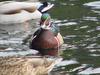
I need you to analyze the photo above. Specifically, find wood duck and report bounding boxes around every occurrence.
[0,1,54,24]
[30,13,64,56]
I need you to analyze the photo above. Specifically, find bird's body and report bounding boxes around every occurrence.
[30,13,64,56]
[0,1,54,24]
[30,28,59,56]
[0,56,62,75]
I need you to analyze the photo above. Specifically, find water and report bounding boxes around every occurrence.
[0,0,100,75]
[49,0,100,74]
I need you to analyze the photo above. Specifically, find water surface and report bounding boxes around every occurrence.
[48,0,100,74]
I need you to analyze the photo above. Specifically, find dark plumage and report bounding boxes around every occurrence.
[38,2,48,13]
[30,13,63,56]
[30,28,59,56]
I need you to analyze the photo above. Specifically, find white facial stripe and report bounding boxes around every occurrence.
[41,24,51,29]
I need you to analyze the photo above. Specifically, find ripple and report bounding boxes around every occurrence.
[86,37,97,41]
[78,67,100,74]
[83,16,98,21]
[54,19,68,24]
[87,29,95,33]
[89,49,97,52]
[53,19,77,26]
[57,22,77,26]
[80,25,88,29]
[0,39,23,45]
[86,43,100,49]
[90,54,100,57]
[83,1,100,9]
[64,35,77,38]
[92,10,100,14]
[96,26,100,30]
[56,59,78,67]
[78,44,87,47]
[72,64,92,72]
[60,3,67,6]
[61,44,77,50]
[0,49,38,57]
[97,34,100,37]
[50,0,55,1]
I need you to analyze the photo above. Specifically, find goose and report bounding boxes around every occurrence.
[0,1,54,24]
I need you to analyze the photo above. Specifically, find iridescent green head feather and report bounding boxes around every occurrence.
[41,13,51,21]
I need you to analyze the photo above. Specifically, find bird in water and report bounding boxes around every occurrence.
[0,56,62,75]
[0,1,54,24]
[30,13,64,56]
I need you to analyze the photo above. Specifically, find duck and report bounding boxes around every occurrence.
[30,13,64,56]
[0,1,54,24]
[38,1,54,13]
[0,56,62,75]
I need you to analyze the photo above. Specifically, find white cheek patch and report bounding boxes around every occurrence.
[41,25,51,29]
[41,24,46,28]
[40,14,52,30]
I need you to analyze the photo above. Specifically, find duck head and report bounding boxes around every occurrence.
[40,13,51,29]
[38,2,54,13]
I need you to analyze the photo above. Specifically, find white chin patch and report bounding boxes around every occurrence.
[41,25,50,29]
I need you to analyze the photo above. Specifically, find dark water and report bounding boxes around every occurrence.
[48,0,100,75]
[0,0,100,75]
